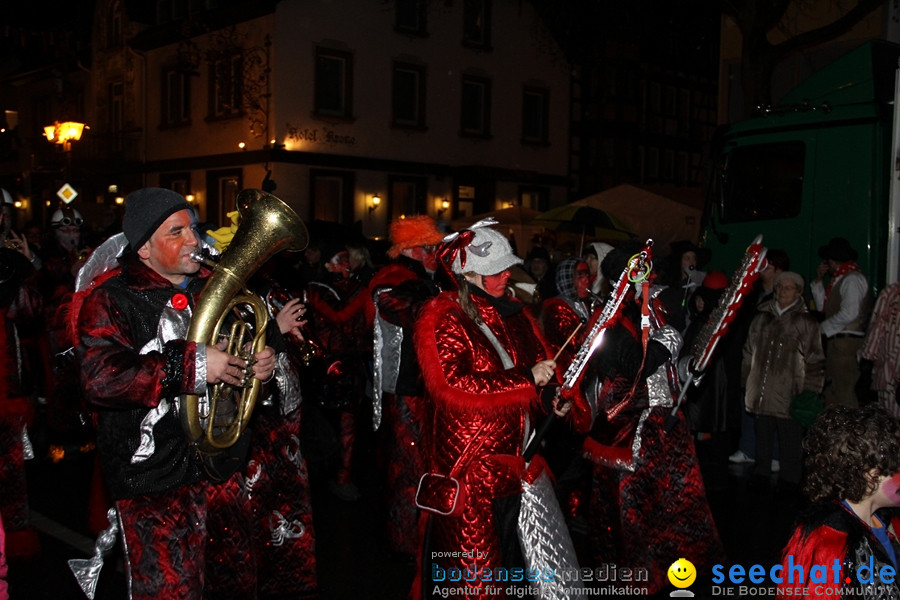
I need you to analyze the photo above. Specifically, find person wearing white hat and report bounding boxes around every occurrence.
[49,205,84,252]
[584,241,614,296]
[40,205,88,285]
[413,220,581,600]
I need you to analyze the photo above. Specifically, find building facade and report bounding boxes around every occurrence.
[2,0,571,241]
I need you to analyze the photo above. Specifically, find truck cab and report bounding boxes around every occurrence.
[703,40,900,290]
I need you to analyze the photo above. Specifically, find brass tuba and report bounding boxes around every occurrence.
[179,189,308,454]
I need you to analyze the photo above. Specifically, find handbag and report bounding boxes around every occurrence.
[415,472,466,517]
[415,424,489,517]
[789,390,823,428]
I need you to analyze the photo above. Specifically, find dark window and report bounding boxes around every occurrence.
[392,63,426,129]
[172,0,189,19]
[460,76,490,137]
[720,142,805,223]
[648,82,661,114]
[156,0,172,23]
[109,82,124,153]
[395,0,427,35]
[389,176,427,220]
[518,186,549,211]
[310,170,355,224]
[315,48,353,119]
[156,0,193,22]
[454,179,495,215]
[522,86,549,144]
[161,68,190,127]
[664,85,677,116]
[160,172,191,198]
[209,52,243,119]
[205,169,242,227]
[462,0,491,49]
[107,1,124,49]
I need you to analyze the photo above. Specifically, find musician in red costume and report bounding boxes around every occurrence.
[778,405,900,600]
[204,235,319,599]
[0,247,40,560]
[541,259,593,365]
[539,258,596,526]
[414,220,580,600]
[580,244,724,595]
[371,216,445,560]
[75,188,277,600]
[239,294,317,600]
[305,244,371,501]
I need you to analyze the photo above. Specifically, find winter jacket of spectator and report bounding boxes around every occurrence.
[742,298,825,419]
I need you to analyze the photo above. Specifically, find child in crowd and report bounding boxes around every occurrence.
[777,405,900,600]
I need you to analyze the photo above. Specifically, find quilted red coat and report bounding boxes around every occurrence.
[414,289,552,599]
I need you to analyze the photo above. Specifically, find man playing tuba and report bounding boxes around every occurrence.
[76,188,277,600]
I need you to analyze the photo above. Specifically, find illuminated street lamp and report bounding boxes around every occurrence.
[44,121,86,145]
[43,120,87,224]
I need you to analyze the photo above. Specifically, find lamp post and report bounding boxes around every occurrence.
[44,121,86,148]
[44,121,86,174]
[43,120,87,223]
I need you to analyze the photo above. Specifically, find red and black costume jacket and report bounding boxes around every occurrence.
[77,254,213,500]
[580,296,679,465]
[778,502,900,600]
[307,274,371,356]
[540,295,595,435]
[372,256,441,398]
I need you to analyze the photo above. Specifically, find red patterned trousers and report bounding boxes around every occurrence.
[116,472,256,600]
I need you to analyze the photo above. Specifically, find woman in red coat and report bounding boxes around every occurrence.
[414,221,580,600]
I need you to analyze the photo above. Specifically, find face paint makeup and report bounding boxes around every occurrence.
[481,270,511,298]
[881,472,900,507]
[143,210,200,284]
[574,265,591,298]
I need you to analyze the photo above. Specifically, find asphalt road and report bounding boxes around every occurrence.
[6,430,796,600]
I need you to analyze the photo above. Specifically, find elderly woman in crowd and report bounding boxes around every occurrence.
[742,271,825,490]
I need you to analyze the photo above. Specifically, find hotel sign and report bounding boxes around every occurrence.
[285,123,356,146]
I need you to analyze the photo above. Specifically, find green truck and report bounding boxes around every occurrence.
[703,40,900,290]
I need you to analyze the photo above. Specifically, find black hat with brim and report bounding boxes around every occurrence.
[818,237,858,263]
[669,240,712,269]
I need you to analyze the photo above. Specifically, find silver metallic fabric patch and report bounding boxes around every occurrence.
[372,291,404,430]
[275,351,302,415]
[131,296,193,464]
[68,507,119,599]
[517,470,583,598]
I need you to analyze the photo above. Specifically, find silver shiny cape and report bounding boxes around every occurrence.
[517,469,583,598]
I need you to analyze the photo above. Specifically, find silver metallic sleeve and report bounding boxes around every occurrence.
[194,342,208,395]
[274,351,302,415]
[650,323,682,358]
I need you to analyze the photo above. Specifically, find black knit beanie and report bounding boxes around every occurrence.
[123,188,192,250]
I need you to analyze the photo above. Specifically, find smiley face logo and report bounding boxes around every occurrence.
[667,558,696,589]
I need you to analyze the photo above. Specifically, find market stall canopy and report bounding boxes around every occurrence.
[531,204,636,241]
[572,184,703,251]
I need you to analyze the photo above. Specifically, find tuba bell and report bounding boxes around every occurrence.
[179,189,308,454]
